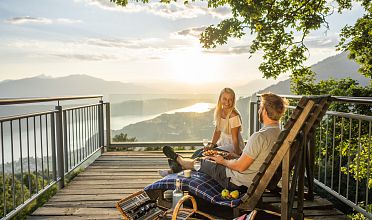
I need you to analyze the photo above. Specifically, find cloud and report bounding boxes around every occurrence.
[4,16,82,25]
[208,6,231,19]
[77,0,231,19]
[5,38,173,62]
[304,36,339,48]
[148,56,162,60]
[203,45,251,55]
[5,16,52,24]
[49,53,116,61]
[55,18,82,24]
[86,38,170,49]
[86,38,137,48]
[172,26,207,39]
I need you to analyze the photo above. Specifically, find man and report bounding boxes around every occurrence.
[163,92,288,190]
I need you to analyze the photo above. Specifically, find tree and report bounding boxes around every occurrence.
[111,0,371,81]
[111,133,137,151]
[113,133,137,142]
[0,175,31,217]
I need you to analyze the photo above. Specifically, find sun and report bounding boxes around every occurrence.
[168,47,221,85]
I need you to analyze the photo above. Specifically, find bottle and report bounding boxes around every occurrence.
[172,179,184,209]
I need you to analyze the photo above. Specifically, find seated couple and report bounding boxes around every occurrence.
[162,92,288,191]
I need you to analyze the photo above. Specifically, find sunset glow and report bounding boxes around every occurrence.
[168,47,223,85]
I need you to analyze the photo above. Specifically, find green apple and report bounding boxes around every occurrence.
[221,189,230,198]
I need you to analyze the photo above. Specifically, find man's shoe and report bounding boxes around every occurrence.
[168,159,182,173]
[163,145,179,161]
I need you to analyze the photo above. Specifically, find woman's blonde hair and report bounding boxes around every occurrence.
[260,92,288,121]
[214,88,242,134]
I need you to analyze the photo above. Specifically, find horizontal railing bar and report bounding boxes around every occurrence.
[325,110,372,121]
[314,179,372,220]
[257,93,302,100]
[286,105,372,121]
[0,110,56,122]
[63,103,101,111]
[0,95,103,105]
[333,96,372,104]
[2,180,59,220]
[256,94,372,104]
[109,141,207,148]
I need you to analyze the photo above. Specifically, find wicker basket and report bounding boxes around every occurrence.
[163,195,216,220]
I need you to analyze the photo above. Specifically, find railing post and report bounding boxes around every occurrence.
[105,102,111,148]
[55,105,65,189]
[98,100,104,153]
[63,110,69,172]
[50,113,57,181]
[249,95,258,136]
[307,134,316,200]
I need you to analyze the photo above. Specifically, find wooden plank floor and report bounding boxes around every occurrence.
[29,151,349,220]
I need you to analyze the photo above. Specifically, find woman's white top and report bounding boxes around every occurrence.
[216,115,244,152]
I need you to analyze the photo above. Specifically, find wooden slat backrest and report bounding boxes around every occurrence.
[238,95,331,211]
[267,96,331,190]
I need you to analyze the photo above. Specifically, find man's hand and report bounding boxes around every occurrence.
[208,155,225,165]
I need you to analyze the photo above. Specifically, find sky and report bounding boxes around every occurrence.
[0,0,364,89]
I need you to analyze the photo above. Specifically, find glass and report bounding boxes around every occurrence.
[193,159,201,177]
[202,138,209,147]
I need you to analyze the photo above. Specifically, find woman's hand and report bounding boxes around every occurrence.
[203,143,214,151]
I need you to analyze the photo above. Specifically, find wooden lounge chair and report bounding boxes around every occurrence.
[146,95,332,220]
[236,95,332,220]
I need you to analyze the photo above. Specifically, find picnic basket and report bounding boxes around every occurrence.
[116,190,164,220]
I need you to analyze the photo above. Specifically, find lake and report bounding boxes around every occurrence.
[111,102,214,130]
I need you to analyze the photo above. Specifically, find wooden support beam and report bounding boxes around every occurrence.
[297,136,306,220]
[281,149,290,220]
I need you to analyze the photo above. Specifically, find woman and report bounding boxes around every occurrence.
[159,88,245,176]
[192,87,244,158]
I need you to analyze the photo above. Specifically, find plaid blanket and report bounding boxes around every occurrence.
[144,171,243,208]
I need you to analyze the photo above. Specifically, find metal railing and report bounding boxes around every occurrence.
[2,93,371,219]
[250,94,372,219]
[0,95,107,219]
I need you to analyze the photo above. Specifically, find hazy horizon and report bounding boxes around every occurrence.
[0,0,364,86]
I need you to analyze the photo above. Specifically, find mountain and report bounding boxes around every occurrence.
[0,74,157,98]
[311,52,364,82]
[235,79,276,96]
[240,52,370,95]
[112,110,215,141]
[112,96,251,141]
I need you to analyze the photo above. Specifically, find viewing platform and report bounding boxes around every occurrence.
[1,95,370,220]
[29,151,349,220]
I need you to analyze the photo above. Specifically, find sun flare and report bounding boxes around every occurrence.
[168,47,221,85]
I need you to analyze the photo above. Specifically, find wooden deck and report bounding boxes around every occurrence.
[29,151,349,220]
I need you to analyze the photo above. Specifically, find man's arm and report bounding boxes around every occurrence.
[209,153,254,173]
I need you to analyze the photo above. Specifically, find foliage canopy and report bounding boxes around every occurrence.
[111,0,371,80]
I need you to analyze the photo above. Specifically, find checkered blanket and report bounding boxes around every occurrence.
[144,171,243,208]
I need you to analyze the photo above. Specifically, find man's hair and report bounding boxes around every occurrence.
[261,92,288,121]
